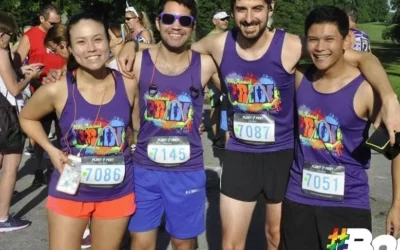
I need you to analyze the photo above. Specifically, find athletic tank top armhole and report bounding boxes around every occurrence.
[58,72,74,122]
[110,68,132,107]
[220,30,235,69]
[297,64,316,90]
[139,49,152,88]
[190,51,202,90]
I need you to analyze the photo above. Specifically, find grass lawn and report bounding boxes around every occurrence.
[358,22,400,98]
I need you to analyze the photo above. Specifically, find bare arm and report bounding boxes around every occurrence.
[141,30,153,44]
[19,81,58,153]
[343,49,400,144]
[0,49,38,96]
[201,54,220,90]
[13,35,30,68]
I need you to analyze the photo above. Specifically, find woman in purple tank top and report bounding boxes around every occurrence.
[19,13,138,250]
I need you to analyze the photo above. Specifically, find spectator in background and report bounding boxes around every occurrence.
[209,11,230,35]
[14,4,61,69]
[205,11,230,149]
[0,10,41,233]
[44,24,69,61]
[108,23,131,71]
[125,2,154,43]
[14,4,64,187]
[344,6,371,52]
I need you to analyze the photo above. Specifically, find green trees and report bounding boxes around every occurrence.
[0,0,391,40]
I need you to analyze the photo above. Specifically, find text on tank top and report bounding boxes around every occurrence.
[351,28,371,52]
[219,29,295,153]
[48,69,134,202]
[133,49,204,171]
[286,67,371,209]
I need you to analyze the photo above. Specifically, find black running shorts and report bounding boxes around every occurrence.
[281,198,371,250]
[220,149,294,202]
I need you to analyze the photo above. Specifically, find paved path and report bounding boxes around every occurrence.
[0,106,394,249]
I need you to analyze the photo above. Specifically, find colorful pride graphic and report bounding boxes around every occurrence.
[144,90,194,132]
[327,228,350,250]
[225,73,281,113]
[71,117,126,156]
[298,105,344,156]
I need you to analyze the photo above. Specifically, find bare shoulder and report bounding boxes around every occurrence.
[199,53,218,76]
[192,31,228,59]
[200,53,215,66]
[283,32,302,51]
[45,74,68,96]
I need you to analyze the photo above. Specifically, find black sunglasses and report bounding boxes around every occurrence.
[125,17,137,21]
[159,13,195,27]
[220,17,229,21]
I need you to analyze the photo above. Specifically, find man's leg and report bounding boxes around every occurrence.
[263,149,294,250]
[220,150,262,250]
[129,167,163,250]
[162,169,206,250]
[220,195,257,250]
[280,199,320,250]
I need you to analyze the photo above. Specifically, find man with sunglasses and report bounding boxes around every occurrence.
[126,1,220,250]
[119,0,399,248]
[14,4,61,69]
[210,11,230,35]
[14,4,64,188]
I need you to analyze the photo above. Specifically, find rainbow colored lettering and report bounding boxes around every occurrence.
[225,73,281,113]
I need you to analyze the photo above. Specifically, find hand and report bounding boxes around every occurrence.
[21,63,44,75]
[387,205,400,238]
[47,147,70,174]
[25,67,42,80]
[380,96,400,145]
[117,41,136,78]
[42,68,64,84]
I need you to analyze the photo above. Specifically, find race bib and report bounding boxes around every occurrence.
[233,113,275,144]
[147,136,190,167]
[80,156,125,187]
[302,162,345,201]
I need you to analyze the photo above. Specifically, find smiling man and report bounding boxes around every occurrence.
[281,6,400,250]
[126,1,220,250]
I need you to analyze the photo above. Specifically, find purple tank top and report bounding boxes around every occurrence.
[219,29,294,153]
[351,28,371,52]
[133,49,203,171]
[286,67,371,209]
[48,69,134,202]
